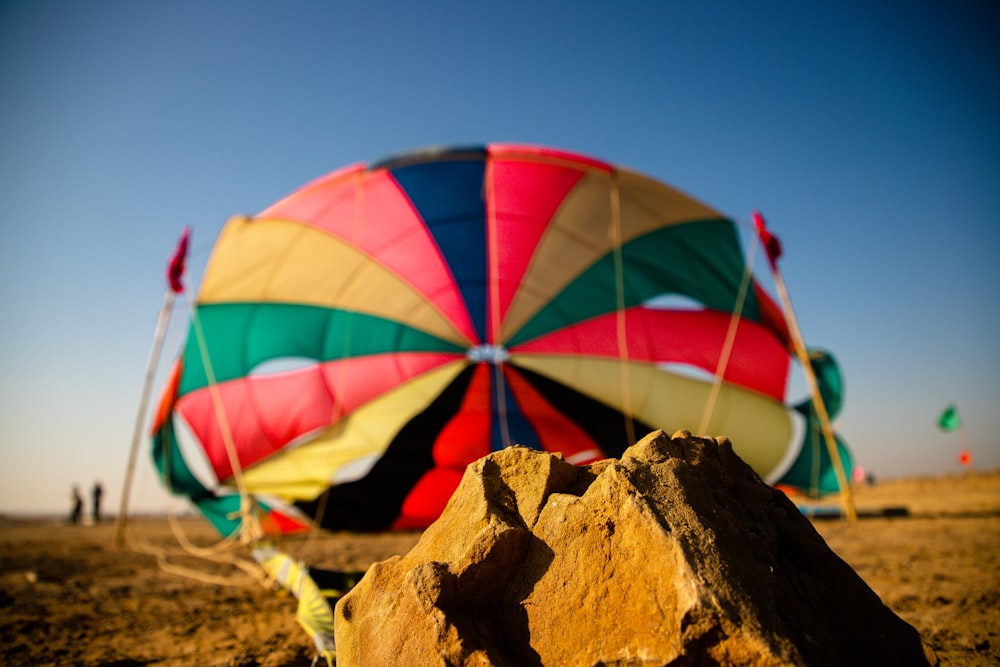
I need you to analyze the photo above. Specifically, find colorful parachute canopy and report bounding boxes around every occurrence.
[152,143,845,535]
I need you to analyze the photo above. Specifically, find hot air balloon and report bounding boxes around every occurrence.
[151,144,848,539]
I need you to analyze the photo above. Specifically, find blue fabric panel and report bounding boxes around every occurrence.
[390,158,489,342]
[492,368,540,452]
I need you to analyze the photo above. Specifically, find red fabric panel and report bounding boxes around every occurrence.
[432,364,492,469]
[393,364,496,530]
[178,379,292,482]
[487,156,585,342]
[504,367,605,464]
[512,307,790,400]
[391,466,465,530]
[753,283,791,348]
[177,352,459,482]
[258,163,366,213]
[258,166,478,344]
[318,352,461,419]
[260,509,311,535]
[488,144,613,173]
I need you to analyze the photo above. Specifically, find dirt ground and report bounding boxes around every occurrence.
[1,471,997,666]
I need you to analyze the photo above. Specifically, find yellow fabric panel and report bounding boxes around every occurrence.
[199,216,469,346]
[511,355,792,478]
[240,361,466,499]
[500,168,722,341]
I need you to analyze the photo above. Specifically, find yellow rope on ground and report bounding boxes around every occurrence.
[122,517,265,588]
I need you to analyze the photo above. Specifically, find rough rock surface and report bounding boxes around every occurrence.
[334,430,934,666]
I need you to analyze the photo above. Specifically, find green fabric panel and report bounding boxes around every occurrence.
[777,421,854,497]
[781,348,852,496]
[797,349,843,418]
[191,494,244,537]
[151,420,210,501]
[179,303,465,395]
[508,219,763,346]
[151,418,243,536]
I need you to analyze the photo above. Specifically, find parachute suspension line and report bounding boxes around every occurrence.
[124,505,266,588]
[485,156,513,448]
[697,227,760,435]
[154,549,263,587]
[125,350,263,588]
[609,170,636,446]
[143,377,247,568]
[189,306,263,542]
[128,497,267,590]
[157,292,336,657]
[491,362,513,448]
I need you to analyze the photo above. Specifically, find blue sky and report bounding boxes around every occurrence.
[1,1,997,514]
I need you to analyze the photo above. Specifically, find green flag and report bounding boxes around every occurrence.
[937,405,961,432]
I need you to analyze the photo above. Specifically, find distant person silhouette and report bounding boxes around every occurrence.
[70,485,83,524]
[91,482,103,523]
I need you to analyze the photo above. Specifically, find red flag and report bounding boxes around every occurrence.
[752,210,782,270]
[166,226,191,293]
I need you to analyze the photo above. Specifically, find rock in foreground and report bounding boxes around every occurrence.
[334,430,933,666]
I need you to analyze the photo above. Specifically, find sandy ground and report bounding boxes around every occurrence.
[1,471,998,666]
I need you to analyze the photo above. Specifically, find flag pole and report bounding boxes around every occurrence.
[959,425,973,469]
[753,212,857,522]
[114,227,191,549]
[956,416,974,471]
